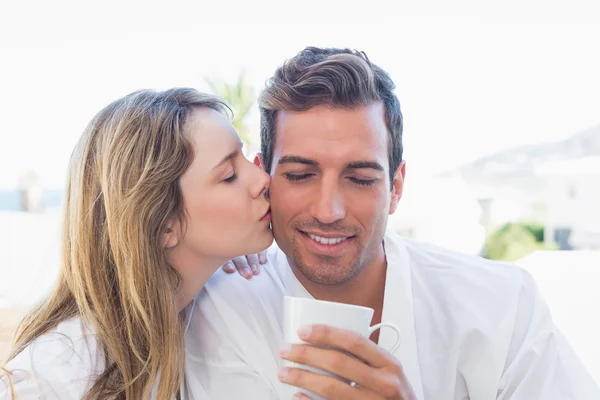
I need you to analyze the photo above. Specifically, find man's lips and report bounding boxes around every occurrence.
[298,230,355,255]
[299,230,355,239]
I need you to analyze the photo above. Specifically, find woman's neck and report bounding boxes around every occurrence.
[169,246,226,312]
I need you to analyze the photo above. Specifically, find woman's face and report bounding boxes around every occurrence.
[167,107,273,269]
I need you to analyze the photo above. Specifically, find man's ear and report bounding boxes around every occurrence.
[254,153,266,171]
[389,161,406,215]
[161,219,181,249]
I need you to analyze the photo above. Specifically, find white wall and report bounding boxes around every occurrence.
[0,211,61,307]
[517,251,600,386]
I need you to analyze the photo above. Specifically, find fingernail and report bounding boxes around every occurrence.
[259,254,267,264]
[278,367,289,381]
[243,267,252,278]
[224,264,234,272]
[278,344,291,357]
[298,325,312,339]
[251,264,259,274]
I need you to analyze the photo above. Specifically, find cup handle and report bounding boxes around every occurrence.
[368,322,401,354]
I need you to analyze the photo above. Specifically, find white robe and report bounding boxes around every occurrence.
[0,310,196,399]
[0,318,104,399]
[182,230,600,399]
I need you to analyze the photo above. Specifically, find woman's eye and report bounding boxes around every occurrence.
[223,173,237,183]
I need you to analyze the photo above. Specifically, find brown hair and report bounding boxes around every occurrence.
[259,47,403,187]
[2,88,228,399]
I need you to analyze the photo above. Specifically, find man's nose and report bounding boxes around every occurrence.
[310,181,346,224]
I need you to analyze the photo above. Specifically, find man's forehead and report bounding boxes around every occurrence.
[277,103,386,137]
[274,103,389,158]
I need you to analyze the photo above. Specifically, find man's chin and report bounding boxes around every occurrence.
[294,262,356,286]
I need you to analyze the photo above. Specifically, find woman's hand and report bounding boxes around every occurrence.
[221,250,268,279]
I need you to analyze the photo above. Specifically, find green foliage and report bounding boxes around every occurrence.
[525,222,545,243]
[205,71,256,147]
[484,222,552,261]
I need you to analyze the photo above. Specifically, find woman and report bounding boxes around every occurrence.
[0,88,273,399]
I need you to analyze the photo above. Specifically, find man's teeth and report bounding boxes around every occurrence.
[307,233,349,245]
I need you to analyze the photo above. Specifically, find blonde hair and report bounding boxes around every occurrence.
[2,88,228,399]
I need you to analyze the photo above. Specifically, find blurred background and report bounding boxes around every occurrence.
[1,0,598,385]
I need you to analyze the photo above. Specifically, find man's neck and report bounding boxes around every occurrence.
[289,242,388,318]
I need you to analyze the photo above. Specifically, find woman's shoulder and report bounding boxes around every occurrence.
[1,316,105,399]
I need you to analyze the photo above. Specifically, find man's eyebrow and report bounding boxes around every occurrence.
[344,161,384,172]
[277,155,320,167]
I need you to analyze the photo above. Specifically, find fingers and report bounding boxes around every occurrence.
[290,393,311,400]
[231,256,253,279]
[258,249,268,264]
[279,343,379,391]
[289,325,415,399]
[278,366,371,400]
[222,251,268,279]
[222,262,235,274]
[298,325,388,368]
[245,253,261,275]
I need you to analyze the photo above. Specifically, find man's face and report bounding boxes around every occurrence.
[268,103,405,284]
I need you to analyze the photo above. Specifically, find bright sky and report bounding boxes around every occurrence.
[1,0,599,189]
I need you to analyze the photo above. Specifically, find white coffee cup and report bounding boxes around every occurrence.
[283,296,401,400]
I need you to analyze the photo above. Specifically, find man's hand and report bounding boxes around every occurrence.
[278,324,416,400]
[221,250,268,279]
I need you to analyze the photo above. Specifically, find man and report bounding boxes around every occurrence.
[182,47,599,399]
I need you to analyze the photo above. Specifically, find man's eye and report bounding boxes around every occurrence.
[284,173,313,182]
[349,177,376,187]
